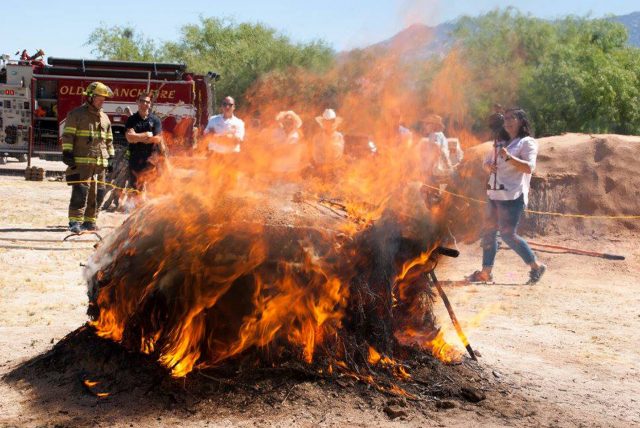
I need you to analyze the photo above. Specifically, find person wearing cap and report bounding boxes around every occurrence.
[270,110,304,174]
[418,114,453,184]
[311,108,345,173]
[203,96,245,154]
[61,81,114,233]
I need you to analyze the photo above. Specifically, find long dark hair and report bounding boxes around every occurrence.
[506,107,533,138]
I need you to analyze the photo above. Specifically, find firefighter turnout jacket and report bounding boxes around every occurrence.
[61,103,114,166]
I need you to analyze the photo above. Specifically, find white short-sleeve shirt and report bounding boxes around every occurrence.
[204,114,245,153]
[484,136,538,205]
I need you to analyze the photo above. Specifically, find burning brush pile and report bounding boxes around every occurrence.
[83,142,475,398]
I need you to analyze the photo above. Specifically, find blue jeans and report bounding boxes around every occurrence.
[481,195,536,268]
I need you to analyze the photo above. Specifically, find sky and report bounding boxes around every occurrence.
[1,0,638,60]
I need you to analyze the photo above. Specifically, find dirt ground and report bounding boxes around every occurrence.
[0,175,639,427]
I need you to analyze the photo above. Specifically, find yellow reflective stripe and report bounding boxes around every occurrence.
[75,130,113,138]
[63,128,76,136]
[107,149,115,156]
[74,157,98,164]
[62,144,74,151]
[72,157,108,166]
[69,216,84,222]
[83,217,96,223]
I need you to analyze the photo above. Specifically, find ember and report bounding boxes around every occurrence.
[85,138,465,384]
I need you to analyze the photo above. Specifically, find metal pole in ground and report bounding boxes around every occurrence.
[427,270,478,361]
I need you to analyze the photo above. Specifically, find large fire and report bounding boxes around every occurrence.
[85,131,463,380]
[85,28,479,383]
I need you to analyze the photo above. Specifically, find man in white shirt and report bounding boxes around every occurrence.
[204,96,245,154]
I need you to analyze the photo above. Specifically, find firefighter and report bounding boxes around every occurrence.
[61,81,115,233]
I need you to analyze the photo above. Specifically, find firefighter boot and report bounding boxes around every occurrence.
[81,221,99,231]
[68,221,83,234]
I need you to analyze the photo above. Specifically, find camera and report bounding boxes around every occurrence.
[488,113,504,134]
[487,183,505,190]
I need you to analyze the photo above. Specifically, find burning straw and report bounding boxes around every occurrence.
[84,139,464,381]
[84,25,481,384]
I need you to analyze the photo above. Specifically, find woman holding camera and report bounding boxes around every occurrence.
[468,108,547,285]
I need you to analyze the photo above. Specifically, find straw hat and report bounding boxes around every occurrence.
[275,110,303,129]
[315,108,343,127]
[422,114,445,131]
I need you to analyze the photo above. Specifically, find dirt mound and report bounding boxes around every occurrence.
[3,326,495,426]
[452,133,640,237]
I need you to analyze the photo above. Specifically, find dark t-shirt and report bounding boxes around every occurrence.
[126,112,162,170]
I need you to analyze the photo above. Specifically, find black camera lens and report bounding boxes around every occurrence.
[489,113,505,133]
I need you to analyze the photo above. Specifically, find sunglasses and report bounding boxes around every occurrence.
[138,99,151,104]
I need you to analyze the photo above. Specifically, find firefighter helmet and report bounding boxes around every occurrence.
[83,82,114,98]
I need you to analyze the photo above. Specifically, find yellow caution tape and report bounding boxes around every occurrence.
[65,179,141,194]
[49,179,640,220]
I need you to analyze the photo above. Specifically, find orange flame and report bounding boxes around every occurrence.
[82,379,110,398]
[368,346,382,365]
[82,380,99,388]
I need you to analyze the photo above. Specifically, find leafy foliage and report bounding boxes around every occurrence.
[452,9,640,136]
[86,18,334,107]
[163,18,333,104]
[86,25,161,61]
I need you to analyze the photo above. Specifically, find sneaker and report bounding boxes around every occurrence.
[466,270,493,283]
[81,222,99,231]
[68,221,82,234]
[527,264,547,285]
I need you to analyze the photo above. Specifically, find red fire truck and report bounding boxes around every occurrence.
[0,52,214,162]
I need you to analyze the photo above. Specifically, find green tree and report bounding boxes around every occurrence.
[86,18,334,108]
[86,25,161,61]
[452,9,640,136]
[520,18,640,135]
[162,17,334,104]
[451,8,557,133]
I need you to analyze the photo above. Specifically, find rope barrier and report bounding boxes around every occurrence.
[31,177,640,220]
[421,183,640,220]
[64,179,141,194]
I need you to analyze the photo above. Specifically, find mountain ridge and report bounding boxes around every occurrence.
[359,11,640,59]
